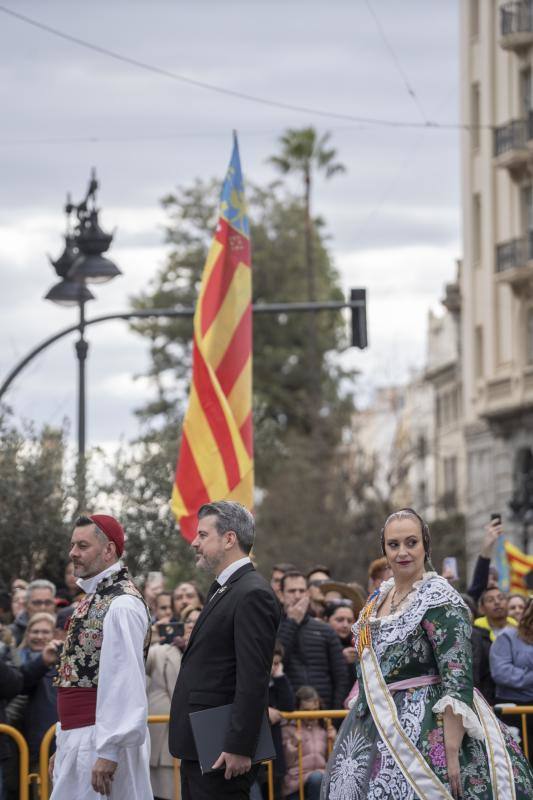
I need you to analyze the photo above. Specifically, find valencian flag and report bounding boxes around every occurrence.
[504,540,533,595]
[171,135,253,540]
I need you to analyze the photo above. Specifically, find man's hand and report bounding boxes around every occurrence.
[480,519,503,559]
[268,707,282,725]
[286,595,309,624]
[212,751,251,780]
[48,752,55,781]
[342,646,356,665]
[42,640,63,667]
[91,757,117,796]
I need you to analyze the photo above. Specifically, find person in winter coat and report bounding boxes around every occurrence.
[0,639,60,800]
[146,622,182,800]
[266,641,295,799]
[17,613,59,771]
[281,686,335,800]
[277,572,349,709]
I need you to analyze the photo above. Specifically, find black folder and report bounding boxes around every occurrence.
[189,704,276,774]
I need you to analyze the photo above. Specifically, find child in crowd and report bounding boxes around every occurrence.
[281,685,335,800]
[252,640,294,800]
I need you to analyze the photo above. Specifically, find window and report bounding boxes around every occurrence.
[475,325,484,378]
[521,68,532,118]
[527,308,533,365]
[471,83,480,150]
[443,456,458,495]
[472,193,482,266]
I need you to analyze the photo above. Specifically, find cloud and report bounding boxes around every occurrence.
[0,0,461,446]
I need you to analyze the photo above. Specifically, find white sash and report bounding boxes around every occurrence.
[360,645,455,800]
[473,691,516,800]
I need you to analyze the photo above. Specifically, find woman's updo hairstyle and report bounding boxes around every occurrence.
[380,508,434,571]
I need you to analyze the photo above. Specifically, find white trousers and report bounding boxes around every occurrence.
[50,724,153,800]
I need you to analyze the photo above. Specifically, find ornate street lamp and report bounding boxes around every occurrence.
[44,171,120,508]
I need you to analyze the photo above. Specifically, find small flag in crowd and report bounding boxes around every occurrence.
[171,134,253,541]
[504,540,533,595]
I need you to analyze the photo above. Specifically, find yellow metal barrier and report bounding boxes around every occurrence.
[0,723,31,800]
[499,704,533,760]
[278,711,347,800]
[38,716,180,800]
[32,705,533,800]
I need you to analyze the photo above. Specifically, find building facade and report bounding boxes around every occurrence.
[425,269,467,518]
[461,0,533,559]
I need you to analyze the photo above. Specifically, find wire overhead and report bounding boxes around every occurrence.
[0,4,486,133]
[363,0,428,124]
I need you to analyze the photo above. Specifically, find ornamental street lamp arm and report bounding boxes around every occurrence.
[0,298,365,402]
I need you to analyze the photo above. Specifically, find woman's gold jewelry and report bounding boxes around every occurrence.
[390,585,416,614]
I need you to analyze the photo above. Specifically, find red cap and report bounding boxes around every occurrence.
[89,514,125,557]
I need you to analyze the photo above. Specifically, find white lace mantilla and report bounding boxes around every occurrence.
[353,572,467,658]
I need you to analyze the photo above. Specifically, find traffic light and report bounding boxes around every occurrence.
[350,288,368,349]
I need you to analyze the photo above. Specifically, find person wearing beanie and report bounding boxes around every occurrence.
[50,514,153,800]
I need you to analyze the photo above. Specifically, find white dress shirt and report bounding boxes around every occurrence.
[217,556,252,587]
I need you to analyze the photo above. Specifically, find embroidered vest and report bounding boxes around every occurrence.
[55,567,151,689]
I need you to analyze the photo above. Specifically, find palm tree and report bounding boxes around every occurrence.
[269,127,345,303]
[269,128,345,424]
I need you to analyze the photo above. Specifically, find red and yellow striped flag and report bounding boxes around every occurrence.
[504,540,533,595]
[171,136,253,540]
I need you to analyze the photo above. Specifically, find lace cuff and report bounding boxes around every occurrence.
[432,695,484,740]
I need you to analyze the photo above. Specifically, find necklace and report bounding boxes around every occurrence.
[390,585,416,614]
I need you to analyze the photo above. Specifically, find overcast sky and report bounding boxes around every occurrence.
[0,0,461,450]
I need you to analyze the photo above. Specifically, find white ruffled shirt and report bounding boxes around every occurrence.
[75,562,149,761]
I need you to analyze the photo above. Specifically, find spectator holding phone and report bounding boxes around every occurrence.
[146,615,182,800]
[154,592,173,622]
[467,516,504,603]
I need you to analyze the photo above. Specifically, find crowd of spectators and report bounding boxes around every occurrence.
[1,517,533,800]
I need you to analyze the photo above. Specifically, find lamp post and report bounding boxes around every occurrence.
[44,170,121,509]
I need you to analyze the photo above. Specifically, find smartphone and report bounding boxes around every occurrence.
[442,557,459,581]
[490,513,502,525]
[157,621,184,644]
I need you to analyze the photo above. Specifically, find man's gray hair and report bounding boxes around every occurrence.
[26,579,56,601]
[198,501,255,554]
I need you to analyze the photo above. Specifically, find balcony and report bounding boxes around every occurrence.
[495,233,533,294]
[493,118,530,174]
[500,2,533,51]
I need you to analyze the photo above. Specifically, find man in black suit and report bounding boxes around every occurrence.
[169,501,280,799]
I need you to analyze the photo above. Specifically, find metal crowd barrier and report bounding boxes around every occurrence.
[38,716,179,800]
[26,705,533,800]
[500,704,533,760]
[0,724,31,800]
[278,710,348,800]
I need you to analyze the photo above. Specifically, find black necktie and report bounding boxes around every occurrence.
[208,580,221,602]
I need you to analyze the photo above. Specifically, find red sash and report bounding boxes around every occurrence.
[57,687,97,730]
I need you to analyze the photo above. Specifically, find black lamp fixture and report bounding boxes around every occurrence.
[43,170,121,509]
[45,169,122,303]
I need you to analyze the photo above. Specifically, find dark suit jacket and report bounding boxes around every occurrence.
[168,562,280,761]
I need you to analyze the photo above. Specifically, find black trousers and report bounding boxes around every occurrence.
[180,759,259,800]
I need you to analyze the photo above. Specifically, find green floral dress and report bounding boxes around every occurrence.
[320,573,533,799]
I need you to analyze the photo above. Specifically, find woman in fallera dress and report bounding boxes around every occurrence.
[320,508,533,800]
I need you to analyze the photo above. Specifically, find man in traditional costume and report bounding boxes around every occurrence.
[50,514,152,799]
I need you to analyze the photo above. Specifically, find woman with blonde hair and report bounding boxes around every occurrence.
[17,612,58,776]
